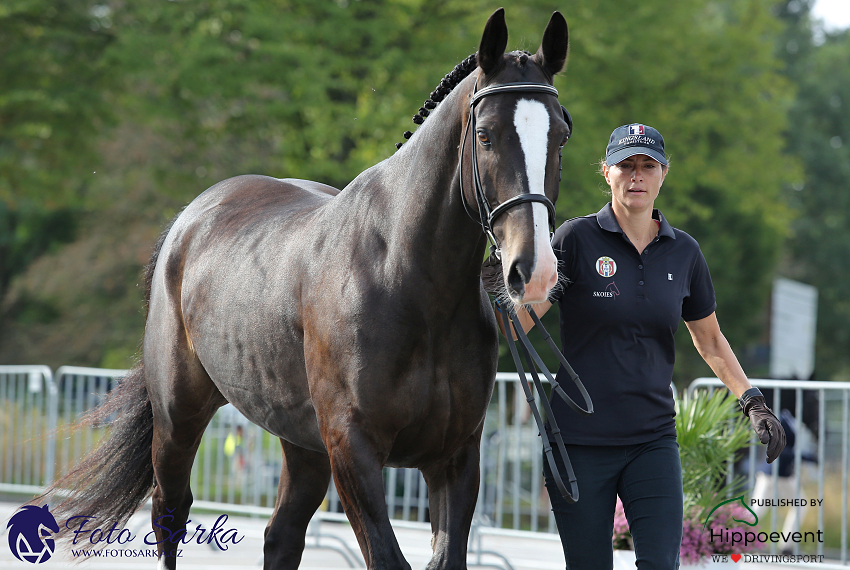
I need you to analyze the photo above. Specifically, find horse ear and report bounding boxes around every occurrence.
[536,11,568,77]
[477,8,508,76]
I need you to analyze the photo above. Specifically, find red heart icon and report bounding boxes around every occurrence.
[731,554,742,563]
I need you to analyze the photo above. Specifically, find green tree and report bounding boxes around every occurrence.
[775,0,850,380]
[0,1,799,376]
[0,0,114,314]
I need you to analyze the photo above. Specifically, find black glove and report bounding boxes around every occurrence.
[481,251,504,296]
[739,388,786,464]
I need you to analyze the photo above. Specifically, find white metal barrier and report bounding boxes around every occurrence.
[3,366,849,567]
[0,365,57,496]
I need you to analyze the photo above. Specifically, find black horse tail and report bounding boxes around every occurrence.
[36,216,179,536]
[40,363,154,537]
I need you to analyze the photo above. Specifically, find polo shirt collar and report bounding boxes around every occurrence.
[596,202,676,240]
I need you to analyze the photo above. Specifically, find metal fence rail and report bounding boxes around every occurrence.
[0,365,56,496]
[2,366,849,567]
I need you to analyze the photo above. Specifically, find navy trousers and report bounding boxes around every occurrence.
[542,435,683,569]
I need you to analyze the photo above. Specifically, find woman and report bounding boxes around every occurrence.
[485,123,785,569]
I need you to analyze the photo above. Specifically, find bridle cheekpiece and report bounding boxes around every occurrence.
[460,81,572,259]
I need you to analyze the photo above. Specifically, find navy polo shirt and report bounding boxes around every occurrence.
[548,203,716,445]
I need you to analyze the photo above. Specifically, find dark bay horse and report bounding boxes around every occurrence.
[44,9,571,569]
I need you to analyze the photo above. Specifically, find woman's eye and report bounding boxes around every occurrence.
[477,131,491,145]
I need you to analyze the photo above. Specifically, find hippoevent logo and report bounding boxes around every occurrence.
[6,505,60,564]
[703,494,824,561]
[6,504,245,563]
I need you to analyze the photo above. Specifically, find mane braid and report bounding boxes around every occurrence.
[395,53,478,150]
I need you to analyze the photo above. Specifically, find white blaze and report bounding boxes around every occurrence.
[513,99,556,291]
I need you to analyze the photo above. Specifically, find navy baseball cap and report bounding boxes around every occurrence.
[605,124,667,166]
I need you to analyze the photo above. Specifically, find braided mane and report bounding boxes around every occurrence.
[395,50,540,150]
[395,53,477,150]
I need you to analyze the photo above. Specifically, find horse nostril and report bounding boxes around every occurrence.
[507,260,530,296]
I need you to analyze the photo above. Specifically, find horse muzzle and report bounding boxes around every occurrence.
[505,246,557,304]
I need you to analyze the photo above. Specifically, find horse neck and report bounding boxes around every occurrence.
[376,73,486,288]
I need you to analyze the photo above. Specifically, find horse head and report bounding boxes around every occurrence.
[464,9,570,305]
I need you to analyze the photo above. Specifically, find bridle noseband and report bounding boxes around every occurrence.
[460,81,572,258]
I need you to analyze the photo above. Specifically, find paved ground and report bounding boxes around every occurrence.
[0,501,841,569]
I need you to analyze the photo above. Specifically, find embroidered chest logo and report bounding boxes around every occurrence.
[595,256,617,278]
[592,282,620,299]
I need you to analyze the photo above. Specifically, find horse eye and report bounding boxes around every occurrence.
[560,134,569,147]
[477,130,491,146]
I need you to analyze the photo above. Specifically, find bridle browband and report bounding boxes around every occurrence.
[459,81,572,258]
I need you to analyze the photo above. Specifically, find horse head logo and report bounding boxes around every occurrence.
[605,282,620,296]
[702,495,758,530]
[6,504,60,564]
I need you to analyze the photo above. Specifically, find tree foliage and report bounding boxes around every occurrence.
[775,0,850,380]
[0,0,114,306]
[0,0,805,378]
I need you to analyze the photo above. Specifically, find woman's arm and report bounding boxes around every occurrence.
[685,311,786,462]
[684,312,750,397]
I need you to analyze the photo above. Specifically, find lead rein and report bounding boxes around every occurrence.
[496,301,594,502]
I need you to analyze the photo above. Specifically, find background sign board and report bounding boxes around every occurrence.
[770,278,818,379]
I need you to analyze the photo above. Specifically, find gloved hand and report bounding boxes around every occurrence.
[481,251,504,296]
[739,388,786,463]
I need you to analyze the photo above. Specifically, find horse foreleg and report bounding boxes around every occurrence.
[263,438,332,569]
[326,428,411,570]
[420,437,482,570]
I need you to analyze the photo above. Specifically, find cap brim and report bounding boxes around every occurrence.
[606,147,667,166]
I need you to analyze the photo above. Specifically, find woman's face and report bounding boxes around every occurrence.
[603,154,667,214]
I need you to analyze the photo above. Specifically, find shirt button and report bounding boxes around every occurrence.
[638,264,643,270]
[639,280,644,285]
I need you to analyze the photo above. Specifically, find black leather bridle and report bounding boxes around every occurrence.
[462,80,591,502]
[459,81,572,259]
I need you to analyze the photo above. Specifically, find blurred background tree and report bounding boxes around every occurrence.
[0,0,114,320]
[0,0,845,385]
[774,0,850,382]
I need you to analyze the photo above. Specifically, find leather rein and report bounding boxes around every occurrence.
[497,302,593,503]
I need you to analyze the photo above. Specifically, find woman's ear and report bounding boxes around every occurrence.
[602,163,611,186]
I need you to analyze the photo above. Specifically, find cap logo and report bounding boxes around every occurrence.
[596,256,617,278]
[628,124,645,135]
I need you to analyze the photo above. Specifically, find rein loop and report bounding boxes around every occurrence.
[497,302,593,503]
